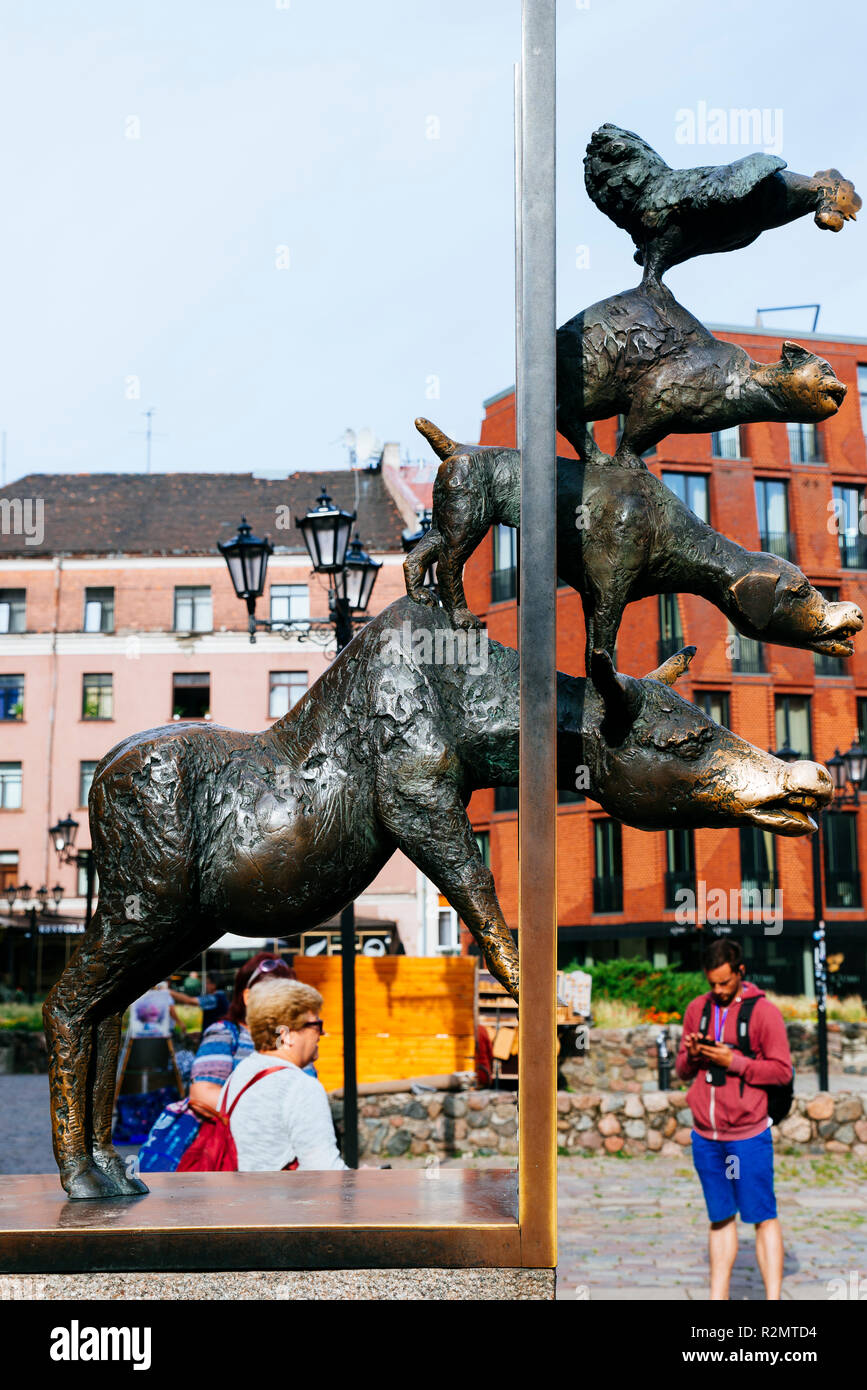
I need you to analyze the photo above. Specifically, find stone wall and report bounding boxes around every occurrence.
[0,1029,46,1074]
[559,1021,867,1094]
[335,1088,867,1160]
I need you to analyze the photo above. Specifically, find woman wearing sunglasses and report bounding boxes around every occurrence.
[187,952,297,1112]
[221,977,347,1172]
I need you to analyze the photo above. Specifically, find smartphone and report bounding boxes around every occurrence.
[695,1035,716,1047]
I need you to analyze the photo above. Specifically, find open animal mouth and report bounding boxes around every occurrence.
[749,792,821,835]
[824,381,847,407]
[811,613,862,657]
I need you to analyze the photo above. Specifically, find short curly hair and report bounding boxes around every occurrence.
[246,978,324,1052]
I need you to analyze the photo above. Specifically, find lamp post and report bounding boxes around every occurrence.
[0,880,64,1002]
[49,813,96,933]
[773,739,865,1091]
[219,495,383,1168]
[401,509,437,591]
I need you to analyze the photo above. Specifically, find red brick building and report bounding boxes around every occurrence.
[465,323,867,998]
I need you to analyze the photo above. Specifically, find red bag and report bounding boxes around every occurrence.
[178,1065,289,1173]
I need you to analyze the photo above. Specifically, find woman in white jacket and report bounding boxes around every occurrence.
[222,977,347,1172]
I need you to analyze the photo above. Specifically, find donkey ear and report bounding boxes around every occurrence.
[590,649,644,735]
[781,340,811,367]
[644,645,697,686]
[729,570,779,632]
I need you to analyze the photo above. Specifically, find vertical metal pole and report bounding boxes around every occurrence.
[340,903,359,1168]
[811,821,829,1091]
[84,851,95,933]
[513,62,523,453]
[27,907,37,1004]
[517,0,557,1269]
[335,606,359,1168]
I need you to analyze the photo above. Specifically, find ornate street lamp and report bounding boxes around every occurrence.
[334,534,382,614]
[218,518,274,643]
[298,489,355,573]
[49,814,96,934]
[49,814,79,857]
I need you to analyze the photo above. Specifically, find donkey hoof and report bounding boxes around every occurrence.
[93,1153,150,1196]
[63,1162,127,1200]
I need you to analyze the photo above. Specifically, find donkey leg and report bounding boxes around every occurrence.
[380,784,519,998]
[91,1012,148,1196]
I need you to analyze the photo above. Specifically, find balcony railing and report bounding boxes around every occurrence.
[758,530,796,562]
[490,566,517,604]
[711,429,742,460]
[787,423,823,464]
[826,871,862,909]
[839,534,867,570]
[740,873,777,912]
[815,650,846,677]
[664,869,695,910]
[730,636,765,674]
[593,874,623,914]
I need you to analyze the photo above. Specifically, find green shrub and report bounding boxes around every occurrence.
[564,958,706,1018]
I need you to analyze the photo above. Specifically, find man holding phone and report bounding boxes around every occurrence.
[676,937,793,1300]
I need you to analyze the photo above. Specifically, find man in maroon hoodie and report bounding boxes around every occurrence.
[676,937,792,1300]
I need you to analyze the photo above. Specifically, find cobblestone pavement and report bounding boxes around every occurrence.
[3,1076,865,1301]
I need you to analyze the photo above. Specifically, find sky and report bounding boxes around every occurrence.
[1,0,865,484]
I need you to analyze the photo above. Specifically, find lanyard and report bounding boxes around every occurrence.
[713,1004,729,1043]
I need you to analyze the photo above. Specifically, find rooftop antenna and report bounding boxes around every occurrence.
[129,407,166,473]
[755,303,821,333]
[1,432,6,487]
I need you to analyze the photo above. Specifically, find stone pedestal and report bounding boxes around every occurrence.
[1,1268,554,1300]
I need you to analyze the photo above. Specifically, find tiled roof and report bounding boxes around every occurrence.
[0,469,404,558]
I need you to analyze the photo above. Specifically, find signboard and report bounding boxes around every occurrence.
[296,927,393,957]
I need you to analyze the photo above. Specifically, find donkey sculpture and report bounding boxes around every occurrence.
[44,597,831,1198]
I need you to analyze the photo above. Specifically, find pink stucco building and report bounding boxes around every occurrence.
[0,463,448,987]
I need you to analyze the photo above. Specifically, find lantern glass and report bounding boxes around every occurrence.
[17,882,32,902]
[49,814,79,857]
[341,535,382,613]
[218,517,272,601]
[52,883,64,909]
[845,741,867,789]
[299,492,356,573]
[827,750,848,792]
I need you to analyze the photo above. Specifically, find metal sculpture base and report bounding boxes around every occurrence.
[0,1170,530,1275]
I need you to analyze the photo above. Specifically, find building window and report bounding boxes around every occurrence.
[491,525,518,604]
[593,820,623,913]
[695,690,730,727]
[774,696,812,758]
[0,590,25,633]
[174,586,212,633]
[814,587,846,676]
[559,786,585,805]
[172,673,210,720]
[658,593,684,663]
[859,365,867,437]
[475,831,490,867]
[437,906,460,952]
[787,422,822,464]
[858,697,867,750]
[0,764,22,810]
[728,624,765,674]
[661,471,709,522]
[270,585,310,626]
[82,674,113,720]
[832,484,867,569]
[755,479,794,560]
[494,785,519,813]
[0,851,18,892]
[711,426,742,460]
[83,587,115,633]
[268,671,307,719]
[0,674,24,721]
[665,828,695,909]
[740,826,776,900]
[79,760,98,807]
[824,815,861,908]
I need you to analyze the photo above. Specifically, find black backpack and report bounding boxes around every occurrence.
[698,993,794,1125]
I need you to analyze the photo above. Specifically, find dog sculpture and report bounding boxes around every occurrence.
[44,597,831,1198]
[404,419,863,660]
[556,277,847,457]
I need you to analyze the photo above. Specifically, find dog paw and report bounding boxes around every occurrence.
[452,607,484,630]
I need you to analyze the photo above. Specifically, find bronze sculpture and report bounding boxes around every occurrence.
[404,418,863,659]
[44,599,831,1197]
[43,122,858,1197]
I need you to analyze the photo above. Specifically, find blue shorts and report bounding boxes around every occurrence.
[691,1126,777,1225]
